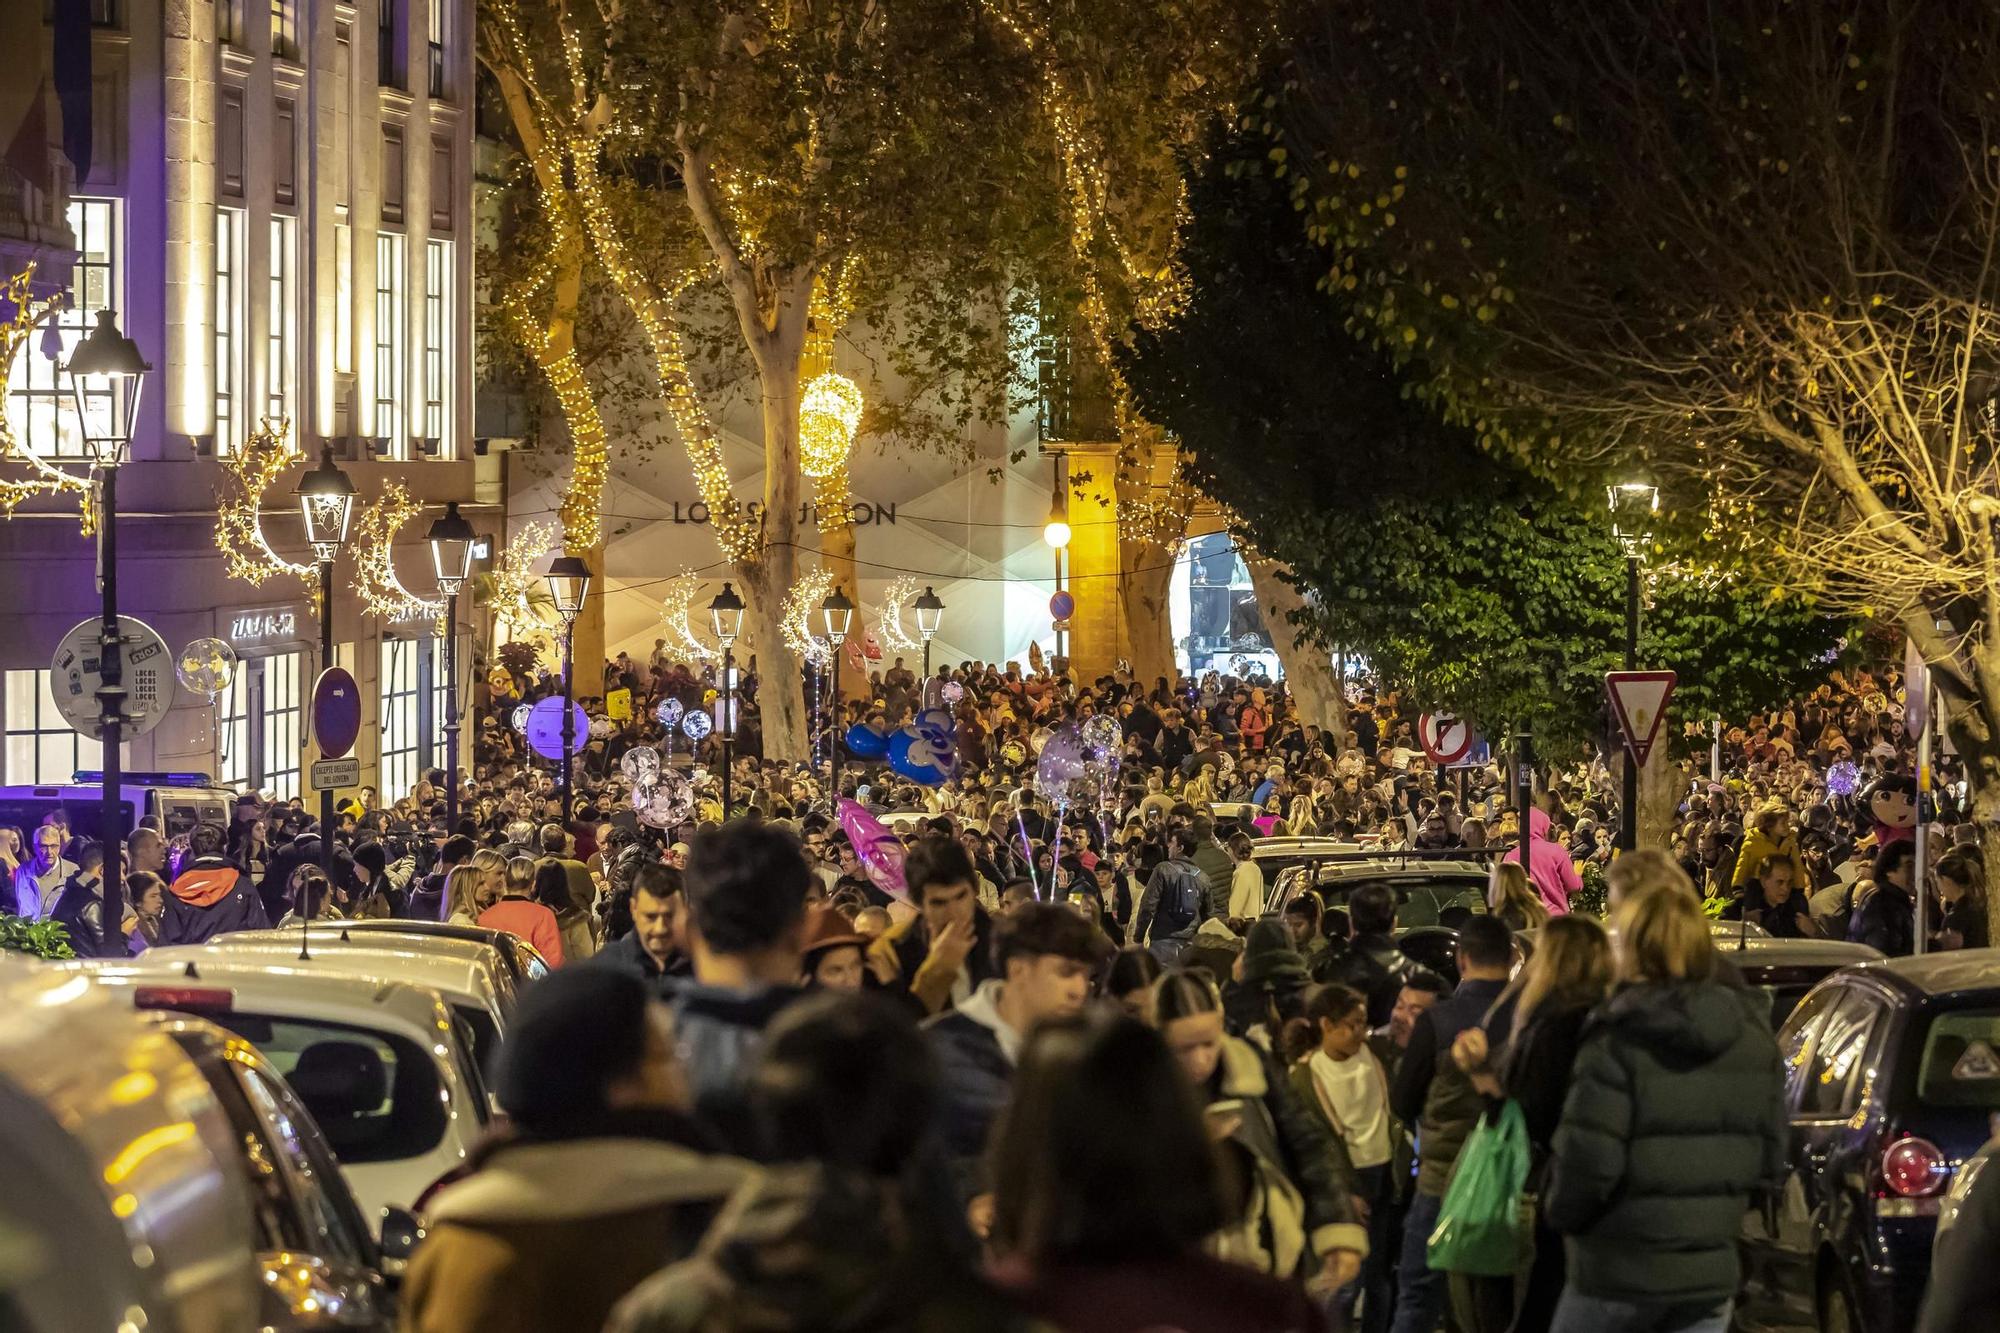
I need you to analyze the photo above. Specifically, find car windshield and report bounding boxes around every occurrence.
[454,1002,502,1082]
[1321,875,1486,927]
[1915,1009,2000,1110]
[207,1012,448,1163]
[1739,964,1846,1028]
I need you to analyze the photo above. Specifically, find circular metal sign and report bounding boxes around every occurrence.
[311,667,364,760]
[1418,712,1474,766]
[526,696,591,761]
[51,615,174,738]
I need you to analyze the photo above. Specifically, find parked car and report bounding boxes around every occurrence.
[0,769,236,846]
[208,925,519,1075]
[1736,949,2000,1333]
[79,952,490,1225]
[332,918,550,985]
[1711,935,1884,1027]
[1270,857,1491,927]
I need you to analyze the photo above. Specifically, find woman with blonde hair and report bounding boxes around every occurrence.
[1540,885,1784,1333]
[1486,860,1548,932]
[1452,913,1612,1331]
[443,862,490,927]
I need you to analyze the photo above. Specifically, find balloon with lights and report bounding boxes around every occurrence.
[620,746,661,787]
[655,697,685,728]
[177,637,239,759]
[511,703,533,733]
[681,710,713,742]
[634,770,695,829]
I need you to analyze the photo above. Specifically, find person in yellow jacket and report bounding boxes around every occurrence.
[1730,803,1810,894]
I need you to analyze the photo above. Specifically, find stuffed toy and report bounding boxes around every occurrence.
[1859,773,1918,848]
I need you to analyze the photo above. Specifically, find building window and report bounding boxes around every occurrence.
[8,198,120,460]
[424,634,448,776]
[271,0,299,60]
[427,0,446,98]
[3,670,103,785]
[268,216,296,440]
[374,231,406,452]
[379,638,420,804]
[217,0,244,45]
[423,238,450,454]
[220,653,304,800]
[215,207,245,454]
[378,0,401,87]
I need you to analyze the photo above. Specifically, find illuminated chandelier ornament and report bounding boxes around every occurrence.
[215,420,319,598]
[659,569,717,661]
[875,574,921,653]
[0,268,99,530]
[781,565,835,667]
[490,521,560,636]
[351,482,446,622]
[799,372,862,479]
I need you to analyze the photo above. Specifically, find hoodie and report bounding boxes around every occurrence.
[1545,979,1787,1305]
[160,856,270,946]
[1502,808,1583,915]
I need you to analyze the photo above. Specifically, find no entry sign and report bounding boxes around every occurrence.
[1418,712,1475,766]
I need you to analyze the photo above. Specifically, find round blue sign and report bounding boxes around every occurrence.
[526,696,591,761]
[312,668,363,760]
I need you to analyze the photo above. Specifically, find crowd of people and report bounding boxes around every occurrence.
[0,640,1987,1332]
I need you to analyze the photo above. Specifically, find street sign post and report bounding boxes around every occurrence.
[310,757,360,791]
[1417,712,1477,767]
[310,668,363,760]
[1605,670,1677,767]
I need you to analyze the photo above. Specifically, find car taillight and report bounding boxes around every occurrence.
[1882,1135,1949,1198]
[132,986,234,1013]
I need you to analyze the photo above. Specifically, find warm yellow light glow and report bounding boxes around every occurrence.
[800,372,862,479]
[1043,518,1072,550]
[104,1121,197,1184]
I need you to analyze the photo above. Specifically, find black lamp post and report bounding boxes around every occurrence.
[296,445,358,877]
[914,584,944,703]
[1608,482,1659,852]
[708,582,745,820]
[820,587,854,809]
[64,309,148,954]
[426,501,475,840]
[544,554,591,820]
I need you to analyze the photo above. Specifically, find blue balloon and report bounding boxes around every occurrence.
[888,727,947,785]
[845,722,891,760]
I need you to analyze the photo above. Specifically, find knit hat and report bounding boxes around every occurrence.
[1238,917,1310,991]
[495,967,654,1140]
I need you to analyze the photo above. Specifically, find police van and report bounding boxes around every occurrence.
[0,770,238,845]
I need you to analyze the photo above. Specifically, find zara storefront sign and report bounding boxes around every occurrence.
[228,608,299,646]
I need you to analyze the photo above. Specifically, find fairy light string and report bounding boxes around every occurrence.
[0,268,98,530]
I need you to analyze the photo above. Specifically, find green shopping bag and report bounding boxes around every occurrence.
[1426,1099,1531,1276]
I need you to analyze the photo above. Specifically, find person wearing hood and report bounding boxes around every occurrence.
[400,967,752,1333]
[607,992,1031,1333]
[1223,918,1312,1051]
[1543,880,1786,1333]
[160,821,269,945]
[1501,807,1584,916]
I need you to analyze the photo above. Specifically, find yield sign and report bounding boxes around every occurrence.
[1606,671,1676,767]
[1418,712,1475,766]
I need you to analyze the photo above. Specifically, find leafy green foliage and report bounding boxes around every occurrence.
[0,916,76,961]
[1121,136,1852,751]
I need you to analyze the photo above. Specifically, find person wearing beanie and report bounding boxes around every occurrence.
[400,967,754,1333]
[1222,917,1313,1052]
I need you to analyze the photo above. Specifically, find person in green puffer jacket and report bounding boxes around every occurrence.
[1544,880,1787,1333]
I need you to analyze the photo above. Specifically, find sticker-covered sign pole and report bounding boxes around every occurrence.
[297,446,358,878]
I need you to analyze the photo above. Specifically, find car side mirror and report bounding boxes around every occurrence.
[379,1205,424,1280]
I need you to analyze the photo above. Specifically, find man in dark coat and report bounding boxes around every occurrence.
[1319,884,1429,1026]
[161,822,270,945]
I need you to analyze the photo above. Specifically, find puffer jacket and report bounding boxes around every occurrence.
[161,857,270,945]
[606,1164,1036,1333]
[1545,979,1786,1305]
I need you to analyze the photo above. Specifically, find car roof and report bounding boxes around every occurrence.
[74,954,461,1034]
[329,919,538,980]
[176,931,504,1004]
[1312,861,1488,880]
[1851,947,2000,999]
[1712,936,1883,968]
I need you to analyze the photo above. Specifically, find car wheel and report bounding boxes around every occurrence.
[1817,1268,1861,1333]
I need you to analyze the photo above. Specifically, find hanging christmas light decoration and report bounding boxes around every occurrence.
[351,482,445,622]
[0,270,98,529]
[781,566,835,667]
[490,521,560,636]
[659,569,717,662]
[876,575,921,653]
[214,420,319,598]
[799,372,863,479]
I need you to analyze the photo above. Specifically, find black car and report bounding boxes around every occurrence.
[1711,935,1885,1028]
[1736,949,2000,1333]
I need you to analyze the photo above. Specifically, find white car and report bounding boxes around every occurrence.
[77,953,490,1225]
[206,926,518,1075]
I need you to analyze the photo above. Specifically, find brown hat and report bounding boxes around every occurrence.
[799,906,867,961]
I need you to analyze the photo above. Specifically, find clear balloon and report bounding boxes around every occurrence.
[512,702,533,733]
[681,710,713,741]
[176,636,238,700]
[655,697,685,727]
[940,681,965,705]
[1082,713,1123,761]
[588,715,614,740]
[636,771,695,828]
[620,746,661,785]
[1035,723,1097,805]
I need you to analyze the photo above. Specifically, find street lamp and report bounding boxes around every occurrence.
[544,554,591,820]
[1043,468,1071,664]
[914,584,945,702]
[821,588,854,808]
[64,309,149,954]
[296,444,357,877]
[708,582,745,820]
[1607,481,1659,851]
[426,501,475,840]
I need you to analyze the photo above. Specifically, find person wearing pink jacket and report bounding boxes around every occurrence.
[1502,807,1583,916]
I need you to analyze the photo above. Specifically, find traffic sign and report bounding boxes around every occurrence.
[1418,712,1476,766]
[51,615,174,738]
[1606,671,1677,767]
[526,696,591,761]
[310,757,360,791]
[311,668,363,759]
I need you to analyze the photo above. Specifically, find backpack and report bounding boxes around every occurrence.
[1157,861,1203,935]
